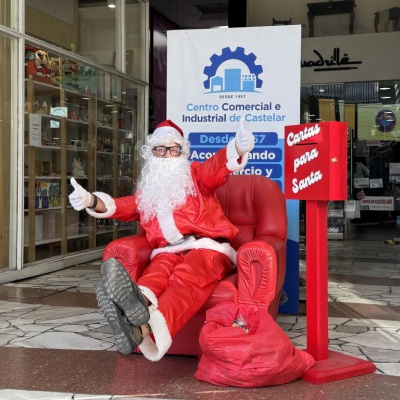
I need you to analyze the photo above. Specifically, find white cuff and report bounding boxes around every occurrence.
[138,309,172,361]
[86,192,116,218]
[226,138,249,172]
[138,286,158,308]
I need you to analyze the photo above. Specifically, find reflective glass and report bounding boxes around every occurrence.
[0,33,16,269]
[0,0,18,29]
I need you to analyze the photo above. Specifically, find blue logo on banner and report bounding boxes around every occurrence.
[203,47,263,94]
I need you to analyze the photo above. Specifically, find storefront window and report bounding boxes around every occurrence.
[78,0,147,80]
[23,41,146,265]
[351,91,400,234]
[25,1,78,50]
[0,33,17,270]
[126,1,147,81]
[301,81,400,241]
[0,0,18,29]
[0,0,148,279]
[25,1,148,81]
[78,3,116,67]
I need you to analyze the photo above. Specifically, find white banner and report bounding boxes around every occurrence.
[167,26,302,314]
[167,26,301,190]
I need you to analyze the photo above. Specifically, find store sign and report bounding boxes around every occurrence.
[301,32,399,85]
[29,114,42,147]
[354,177,369,189]
[369,179,383,189]
[284,121,347,200]
[389,163,400,183]
[301,47,362,72]
[375,110,396,133]
[360,196,394,211]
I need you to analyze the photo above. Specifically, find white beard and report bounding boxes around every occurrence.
[136,156,196,222]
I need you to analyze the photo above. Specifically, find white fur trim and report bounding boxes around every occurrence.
[86,192,116,218]
[138,309,172,361]
[151,237,237,265]
[146,132,187,154]
[226,138,249,172]
[157,211,184,244]
[152,126,182,140]
[138,286,158,308]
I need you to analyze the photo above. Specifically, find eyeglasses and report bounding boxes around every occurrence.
[152,146,182,157]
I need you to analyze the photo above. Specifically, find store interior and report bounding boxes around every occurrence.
[300,82,400,242]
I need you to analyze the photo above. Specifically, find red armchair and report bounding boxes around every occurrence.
[102,174,287,356]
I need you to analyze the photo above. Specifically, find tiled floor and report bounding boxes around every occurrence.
[0,239,400,399]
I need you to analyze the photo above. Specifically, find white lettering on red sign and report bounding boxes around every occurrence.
[294,148,319,172]
[292,170,323,193]
[286,124,321,147]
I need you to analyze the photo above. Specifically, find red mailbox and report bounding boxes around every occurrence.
[284,121,347,201]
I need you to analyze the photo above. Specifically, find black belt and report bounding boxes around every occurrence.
[164,235,228,248]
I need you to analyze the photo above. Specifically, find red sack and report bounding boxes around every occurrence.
[194,301,315,387]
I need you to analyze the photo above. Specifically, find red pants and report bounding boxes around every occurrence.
[137,249,232,337]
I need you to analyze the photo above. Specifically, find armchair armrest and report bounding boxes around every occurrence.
[253,235,287,289]
[102,234,152,281]
[236,239,284,319]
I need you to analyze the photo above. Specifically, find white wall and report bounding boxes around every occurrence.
[302,31,400,84]
[26,0,79,49]
[26,0,74,25]
[248,0,400,37]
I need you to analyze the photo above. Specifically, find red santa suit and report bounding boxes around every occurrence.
[87,124,250,361]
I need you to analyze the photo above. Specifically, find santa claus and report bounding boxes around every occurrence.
[69,117,254,360]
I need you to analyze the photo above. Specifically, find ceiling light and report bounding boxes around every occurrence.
[107,0,116,8]
[379,87,391,90]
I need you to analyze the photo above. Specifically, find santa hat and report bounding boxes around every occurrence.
[152,120,184,141]
[143,119,190,159]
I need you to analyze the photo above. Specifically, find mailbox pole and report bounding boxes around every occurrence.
[305,200,329,360]
[301,197,377,384]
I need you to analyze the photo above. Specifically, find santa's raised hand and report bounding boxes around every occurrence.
[235,116,254,155]
[69,177,92,210]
